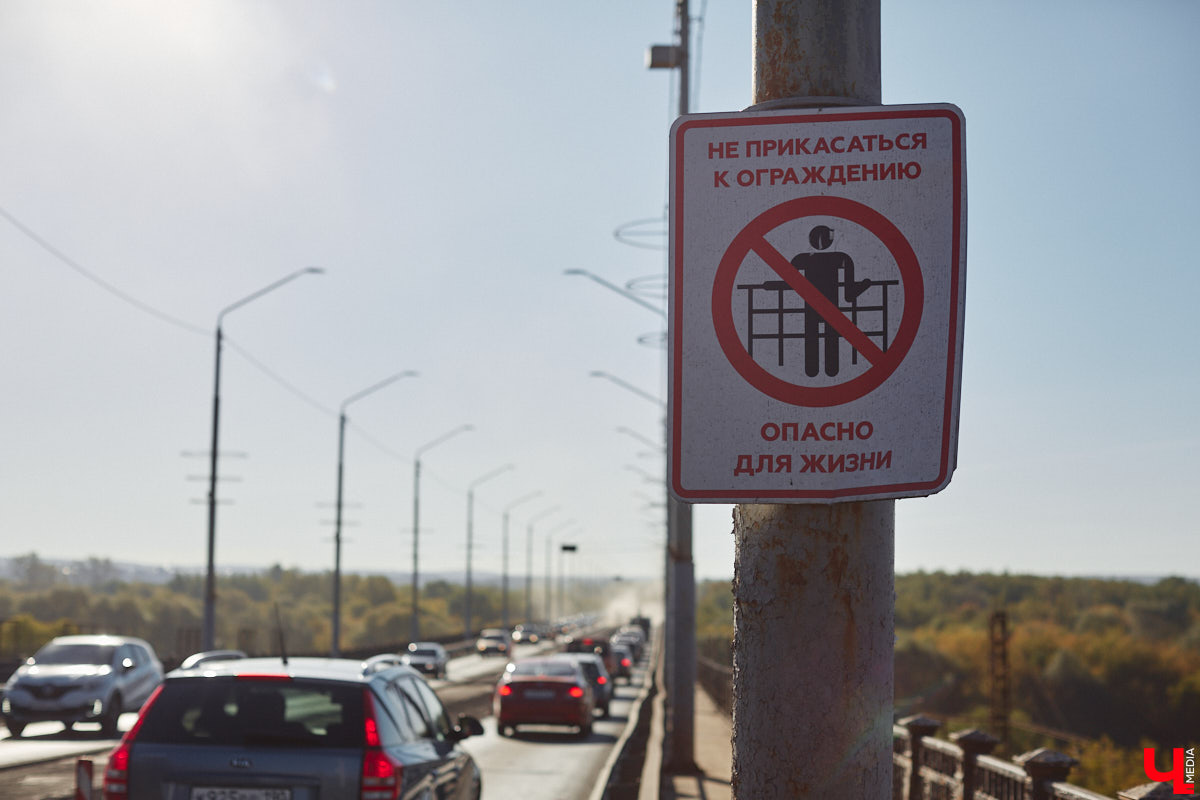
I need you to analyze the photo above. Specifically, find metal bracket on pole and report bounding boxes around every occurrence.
[743,95,875,111]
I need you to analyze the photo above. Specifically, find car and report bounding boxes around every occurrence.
[564,635,616,678]
[554,652,613,718]
[494,656,594,738]
[401,642,449,679]
[1,634,163,738]
[475,628,510,657]
[101,656,484,800]
[178,650,247,670]
[361,653,405,674]
[610,643,634,684]
[510,623,545,644]
[611,627,646,661]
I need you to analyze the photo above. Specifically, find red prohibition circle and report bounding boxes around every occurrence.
[711,195,923,407]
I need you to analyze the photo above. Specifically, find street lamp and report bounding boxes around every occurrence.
[564,269,666,318]
[524,506,562,623]
[332,370,418,656]
[617,425,661,451]
[545,519,578,621]
[501,491,542,631]
[625,463,661,484]
[411,423,473,642]
[465,464,515,638]
[589,370,661,405]
[591,366,698,773]
[559,543,578,619]
[203,266,323,651]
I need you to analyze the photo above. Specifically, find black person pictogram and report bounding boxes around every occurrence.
[790,225,872,377]
[720,196,917,406]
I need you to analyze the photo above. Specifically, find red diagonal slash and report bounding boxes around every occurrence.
[750,239,887,365]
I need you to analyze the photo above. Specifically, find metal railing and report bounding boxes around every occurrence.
[692,658,1174,800]
[892,715,1172,800]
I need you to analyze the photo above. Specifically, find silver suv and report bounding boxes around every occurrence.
[102,656,483,799]
[2,634,163,737]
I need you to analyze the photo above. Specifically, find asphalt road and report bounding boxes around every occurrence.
[0,637,647,800]
[463,669,646,800]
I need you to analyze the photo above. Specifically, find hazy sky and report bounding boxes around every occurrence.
[2,1,1196,585]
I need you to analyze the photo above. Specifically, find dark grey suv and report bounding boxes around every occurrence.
[2,634,162,737]
[102,656,483,800]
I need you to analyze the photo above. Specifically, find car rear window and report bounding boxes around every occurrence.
[136,678,365,748]
[512,661,578,677]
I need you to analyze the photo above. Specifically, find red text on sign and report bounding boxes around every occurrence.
[733,451,892,476]
[761,421,874,442]
[707,133,929,160]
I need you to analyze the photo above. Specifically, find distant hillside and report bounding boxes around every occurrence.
[0,553,507,588]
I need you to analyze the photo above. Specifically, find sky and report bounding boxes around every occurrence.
[1,1,1196,588]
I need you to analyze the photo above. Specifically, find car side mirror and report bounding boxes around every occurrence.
[450,714,484,741]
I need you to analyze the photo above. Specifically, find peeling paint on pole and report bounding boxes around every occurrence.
[733,502,894,798]
[730,2,893,798]
[753,0,880,106]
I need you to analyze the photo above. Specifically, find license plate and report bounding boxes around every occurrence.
[525,689,555,700]
[190,789,291,800]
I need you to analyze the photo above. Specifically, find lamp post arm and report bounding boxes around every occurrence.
[217,267,324,326]
[589,370,662,406]
[340,370,418,413]
[617,425,662,450]
[417,423,474,458]
[564,269,666,319]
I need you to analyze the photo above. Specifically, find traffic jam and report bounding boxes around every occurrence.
[0,620,651,800]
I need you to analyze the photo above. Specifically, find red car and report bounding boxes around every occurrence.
[494,657,594,738]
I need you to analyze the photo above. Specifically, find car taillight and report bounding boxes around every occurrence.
[362,749,401,800]
[103,744,130,800]
[497,684,513,697]
[362,690,401,800]
[568,686,585,699]
[622,658,632,668]
[103,684,163,799]
[597,676,608,685]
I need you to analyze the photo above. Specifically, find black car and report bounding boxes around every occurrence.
[102,656,483,800]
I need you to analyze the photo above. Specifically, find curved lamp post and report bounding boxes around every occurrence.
[564,269,667,318]
[411,423,473,642]
[465,464,515,638]
[203,266,323,652]
[332,370,418,656]
[545,519,579,621]
[524,506,562,623]
[501,491,542,631]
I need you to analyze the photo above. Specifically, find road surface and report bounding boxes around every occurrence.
[0,638,648,800]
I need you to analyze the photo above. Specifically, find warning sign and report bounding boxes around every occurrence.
[669,104,966,503]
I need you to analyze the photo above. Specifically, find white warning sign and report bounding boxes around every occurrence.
[669,104,967,503]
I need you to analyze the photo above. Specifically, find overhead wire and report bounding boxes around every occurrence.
[0,204,208,337]
[2,203,341,430]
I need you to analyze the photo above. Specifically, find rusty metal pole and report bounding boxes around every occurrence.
[732,3,892,799]
[664,0,698,774]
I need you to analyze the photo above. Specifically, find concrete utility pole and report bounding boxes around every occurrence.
[732,3,892,799]
[648,0,697,774]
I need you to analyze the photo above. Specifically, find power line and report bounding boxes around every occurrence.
[0,203,207,336]
[1,202,334,420]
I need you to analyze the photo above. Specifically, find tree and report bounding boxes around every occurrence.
[11,553,59,590]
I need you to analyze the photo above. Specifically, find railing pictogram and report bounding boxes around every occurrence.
[736,277,900,369]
